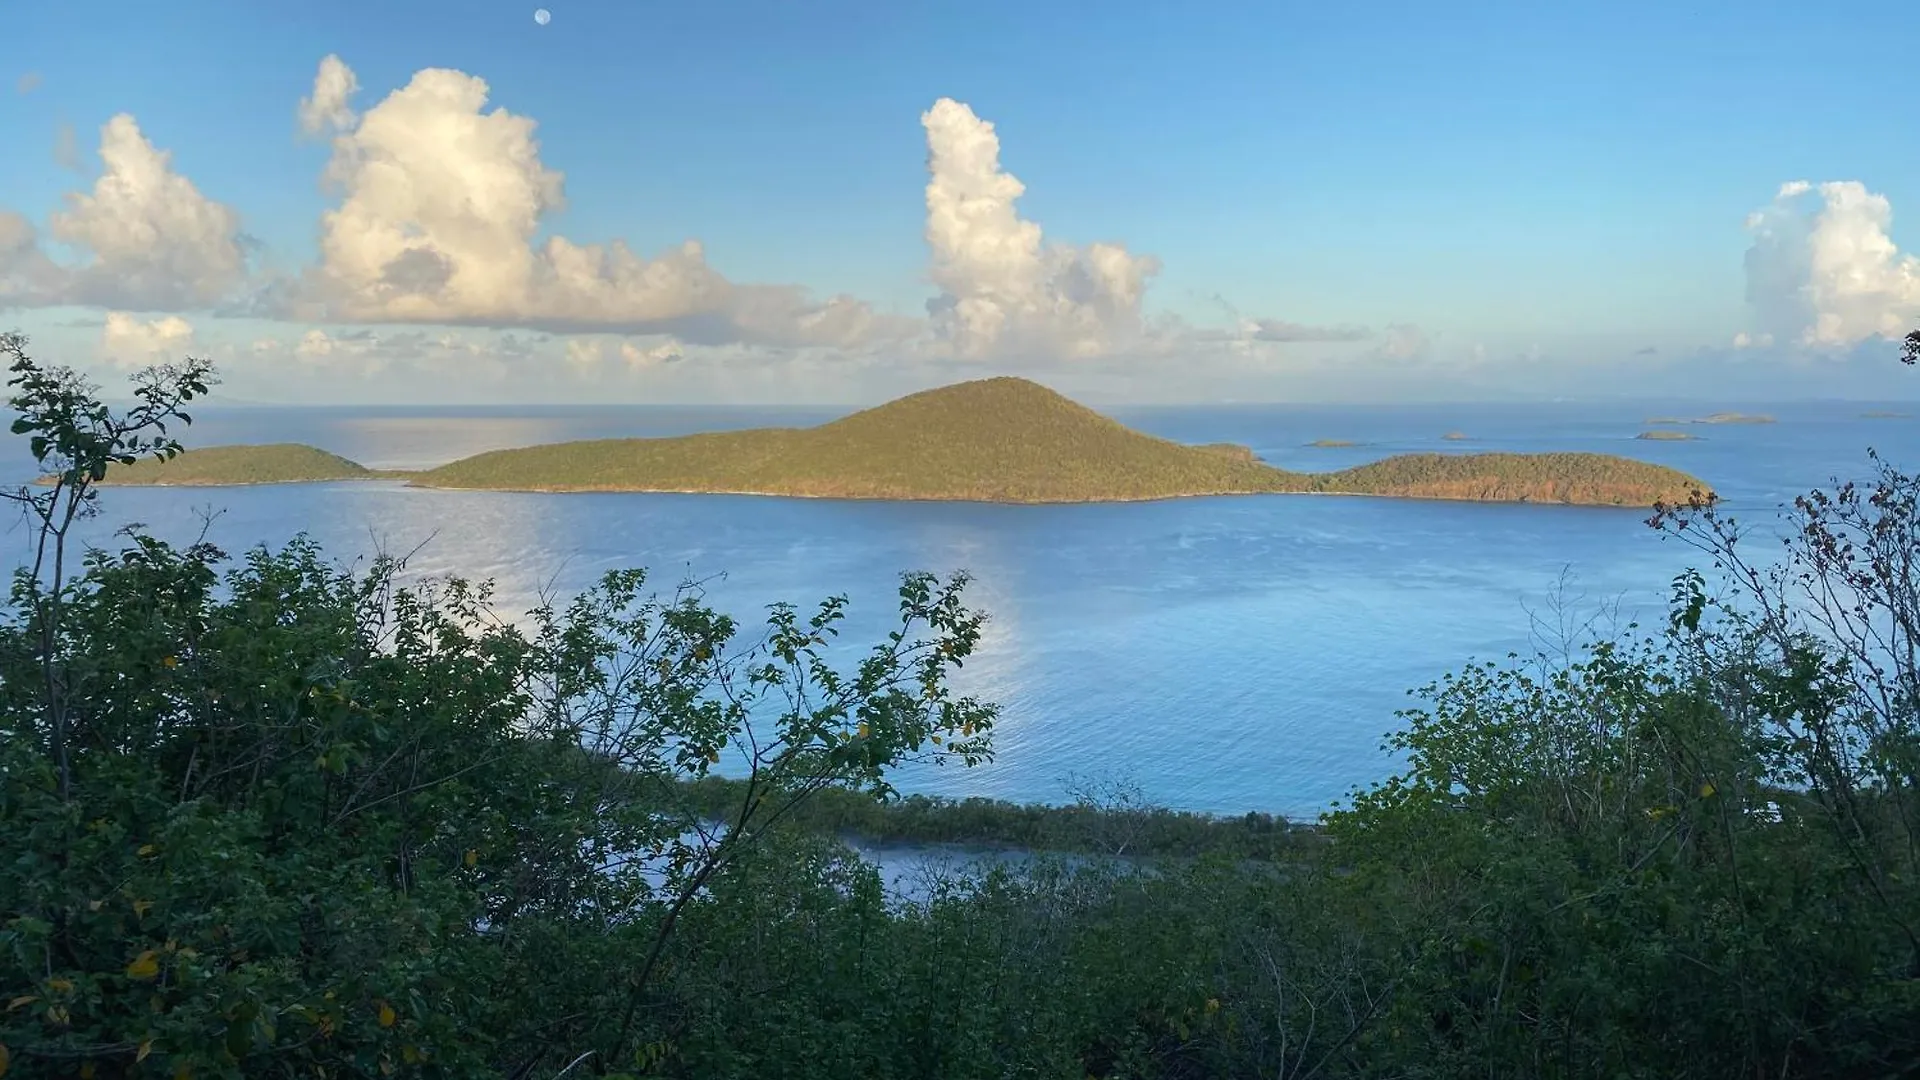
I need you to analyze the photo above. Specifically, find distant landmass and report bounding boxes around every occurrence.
[96,378,1713,508]
[1862,410,1912,420]
[1646,412,1776,425]
[94,444,402,485]
[1307,439,1360,448]
[1636,430,1699,441]
[1441,431,1470,441]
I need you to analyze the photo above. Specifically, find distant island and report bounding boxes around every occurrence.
[1646,412,1776,425]
[95,377,1713,508]
[1307,439,1360,448]
[1441,431,1470,441]
[1636,430,1699,441]
[1862,410,1911,419]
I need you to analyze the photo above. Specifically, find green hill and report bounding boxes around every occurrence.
[98,444,383,486]
[415,377,1290,503]
[413,377,1709,507]
[83,378,1714,508]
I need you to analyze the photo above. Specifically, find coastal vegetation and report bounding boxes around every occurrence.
[4,329,1920,1077]
[100,376,1712,508]
[93,443,392,485]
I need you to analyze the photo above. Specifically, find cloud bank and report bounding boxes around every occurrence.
[0,52,1522,394]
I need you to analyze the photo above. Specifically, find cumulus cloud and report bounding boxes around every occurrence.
[298,55,361,137]
[920,98,1161,360]
[285,56,890,348]
[1743,179,1920,349]
[564,335,686,373]
[1731,331,1774,349]
[39,115,248,309]
[100,311,195,367]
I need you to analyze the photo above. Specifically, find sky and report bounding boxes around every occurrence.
[3,0,1920,405]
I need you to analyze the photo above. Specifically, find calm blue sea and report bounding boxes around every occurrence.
[5,399,1916,817]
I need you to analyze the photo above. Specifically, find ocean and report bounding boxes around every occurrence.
[4,398,1914,817]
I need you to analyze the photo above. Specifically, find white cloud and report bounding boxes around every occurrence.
[43,115,248,309]
[1743,179,1920,349]
[564,335,686,373]
[920,97,1160,360]
[1731,330,1774,349]
[620,339,683,368]
[1376,323,1432,361]
[286,57,890,348]
[297,54,360,137]
[100,311,195,367]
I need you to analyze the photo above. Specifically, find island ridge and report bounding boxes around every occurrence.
[96,377,1714,508]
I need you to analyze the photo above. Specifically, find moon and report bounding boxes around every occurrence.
[533,8,551,25]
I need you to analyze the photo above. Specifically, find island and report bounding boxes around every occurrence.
[1646,412,1775,425]
[95,377,1714,508]
[1441,431,1470,441]
[1862,410,1911,420]
[1307,439,1360,448]
[94,444,404,485]
[1636,430,1699,441]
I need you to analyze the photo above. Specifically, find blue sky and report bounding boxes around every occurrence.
[3,0,1919,403]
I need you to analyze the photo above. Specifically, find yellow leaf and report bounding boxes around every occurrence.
[463,849,477,868]
[705,750,719,764]
[45,978,72,994]
[377,1002,396,1028]
[857,723,870,738]
[401,1045,420,1064]
[132,898,152,918]
[126,951,160,980]
[87,900,102,912]
[161,656,177,669]
[1700,782,1717,798]
[930,735,942,746]
[46,1004,68,1026]
[5,996,35,1011]
[0,1041,9,1078]
[137,1038,153,1062]
[137,844,156,857]
[1205,997,1221,1013]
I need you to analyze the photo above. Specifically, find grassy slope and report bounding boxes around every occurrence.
[415,377,1711,507]
[99,444,379,486]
